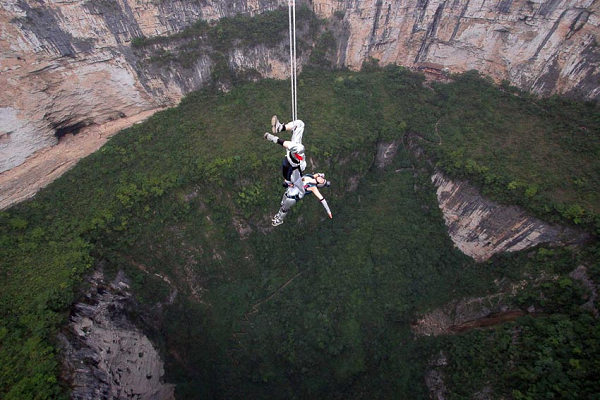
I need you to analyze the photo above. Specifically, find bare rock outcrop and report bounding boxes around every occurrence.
[59,266,174,400]
[570,265,599,316]
[2,0,599,170]
[375,139,400,169]
[314,0,600,101]
[412,289,525,337]
[0,109,158,210]
[431,171,590,262]
[425,351,449,400]
[1,0,598,205]
[0,0,292,173]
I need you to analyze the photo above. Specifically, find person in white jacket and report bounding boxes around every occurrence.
[264,116,332,226]
[264,116,307,182]
[269,173,333,227]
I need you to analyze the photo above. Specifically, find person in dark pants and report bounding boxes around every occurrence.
[264,117,332,226]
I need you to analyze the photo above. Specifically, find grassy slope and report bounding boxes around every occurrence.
[0,66,599,398]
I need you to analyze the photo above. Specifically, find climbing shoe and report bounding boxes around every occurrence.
[272,217,284,227]
[272,210,286,226]
[272,115,284,133]
[264,132,278,143]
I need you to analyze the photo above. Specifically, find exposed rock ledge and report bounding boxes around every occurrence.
[59,265,174,400]
[0,109,161,211]
[412,287,528,337]
[432,171,590,262]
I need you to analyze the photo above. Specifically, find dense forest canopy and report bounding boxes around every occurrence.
[1,64,599,399]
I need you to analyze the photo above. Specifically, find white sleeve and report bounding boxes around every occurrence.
[320,198,331,215]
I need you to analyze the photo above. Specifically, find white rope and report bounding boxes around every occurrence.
[288,2,294,121]
[292,0,297,121]
[288,0,298,121]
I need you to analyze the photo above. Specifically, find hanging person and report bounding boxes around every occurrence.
[264,115,307,183]
[264,117,332,226]
[270,173,333,227]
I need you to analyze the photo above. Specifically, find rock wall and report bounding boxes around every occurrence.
[412,290,526,337]
[313,0,600,100]
[59,266,175,400]
[0,0,291,173]
[1,0,599,175]
[431,171,590,262]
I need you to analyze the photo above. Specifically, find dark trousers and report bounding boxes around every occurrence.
[281,157,301,181]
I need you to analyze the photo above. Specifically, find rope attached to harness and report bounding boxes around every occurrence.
[288,0,298,121]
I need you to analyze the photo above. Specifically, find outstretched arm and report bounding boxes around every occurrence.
[308,187,332,219]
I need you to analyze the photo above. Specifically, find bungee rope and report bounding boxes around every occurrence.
[288,0,298,121]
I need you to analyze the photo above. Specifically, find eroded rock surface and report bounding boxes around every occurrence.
[0,109,159,210]
[2,0,599,176]
[375,139,400,169]
[59,267,174,400]
[1,0,598,211]
[412,290,524,337]
[432,171,590,262]
[425,351,449,400]
[570,265,599,316]
[314,0,600,100]
[0,0,292,173]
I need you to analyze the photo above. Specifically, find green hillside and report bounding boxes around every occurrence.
[1,66,599,398]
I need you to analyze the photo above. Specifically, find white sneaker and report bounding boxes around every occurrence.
[272,211,285,226]
[271,115,283,133]
[264,132,278,143]
[272,218,284,226]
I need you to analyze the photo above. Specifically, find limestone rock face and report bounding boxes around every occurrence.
[59,267,175,400]
[1,0,599,177]
[313,0,600,100]
[375,139,400,169]
[431,171,590,262]
[0,0,290,173]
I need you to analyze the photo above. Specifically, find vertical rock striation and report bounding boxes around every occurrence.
[313,0,600,101]
[1,0,598,187]
[0,0,291,173]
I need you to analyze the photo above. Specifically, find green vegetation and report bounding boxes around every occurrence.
[436,311,600,399]
[1,64,599,398]
[431,71,600,233]
[432,247,600,399]
[131,7,322,72]
[132,7,315,50]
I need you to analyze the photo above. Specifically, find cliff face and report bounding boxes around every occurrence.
[1,0,599,175]
[59,266,175,400]
[314,0,600,100]
[431,171,590,262]
[0,0,290,173]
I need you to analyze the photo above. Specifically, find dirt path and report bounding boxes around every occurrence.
[0,108,163,210]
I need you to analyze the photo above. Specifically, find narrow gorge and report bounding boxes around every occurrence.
[1,2,599,399]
